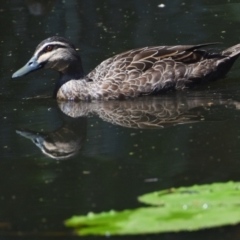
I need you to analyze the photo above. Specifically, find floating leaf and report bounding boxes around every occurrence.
[139,181,240,206]
[65,181,240,236]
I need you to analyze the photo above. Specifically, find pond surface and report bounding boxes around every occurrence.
[1,0,240,239]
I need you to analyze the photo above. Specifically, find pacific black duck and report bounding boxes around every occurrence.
[12,36,240,101]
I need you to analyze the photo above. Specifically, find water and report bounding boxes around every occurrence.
[1,0,240,239]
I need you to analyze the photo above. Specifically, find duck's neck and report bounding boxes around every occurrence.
[53,62,85,98]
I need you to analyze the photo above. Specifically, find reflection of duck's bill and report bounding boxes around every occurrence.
[16,129,79,160]
[16,129,42,140]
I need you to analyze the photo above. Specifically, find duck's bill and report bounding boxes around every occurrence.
[12,56,43,78]
[16,129,40,140]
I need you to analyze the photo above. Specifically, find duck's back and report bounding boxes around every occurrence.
[87,44,235,98]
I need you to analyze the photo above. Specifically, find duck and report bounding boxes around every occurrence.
[12,36,240,101]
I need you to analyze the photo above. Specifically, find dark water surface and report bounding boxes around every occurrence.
[1,0,240,239]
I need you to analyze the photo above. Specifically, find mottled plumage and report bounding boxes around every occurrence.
[12,36,240,101]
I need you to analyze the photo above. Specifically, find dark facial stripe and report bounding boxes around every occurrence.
[37,44,67,59]
[34,41,71,58]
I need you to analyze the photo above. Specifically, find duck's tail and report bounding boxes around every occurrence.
[214,44,240,78]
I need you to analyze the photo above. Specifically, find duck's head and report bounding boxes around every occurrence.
[12,36,84,79]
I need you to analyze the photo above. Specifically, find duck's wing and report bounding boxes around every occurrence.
[88,43,220,80]
[116,43,220,64]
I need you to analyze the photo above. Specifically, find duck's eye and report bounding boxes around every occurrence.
[45,45,53,52]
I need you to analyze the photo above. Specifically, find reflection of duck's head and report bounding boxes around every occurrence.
[16,128,84,160]
[12,36,240,100]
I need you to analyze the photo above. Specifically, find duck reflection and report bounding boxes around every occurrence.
[16,115,87,160]
[17,95,240,160]
[58,95,240,129]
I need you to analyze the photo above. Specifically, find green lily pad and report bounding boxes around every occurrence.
[65,181,240,236]
[139,181,240,206]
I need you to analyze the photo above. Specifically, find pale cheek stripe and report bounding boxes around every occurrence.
[37,52,52,63]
